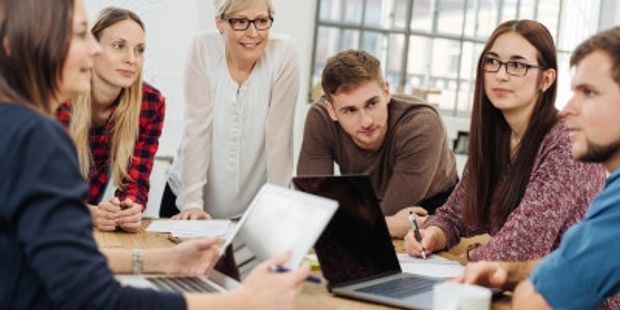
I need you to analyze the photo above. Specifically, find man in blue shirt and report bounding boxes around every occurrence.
[453,26,620,309]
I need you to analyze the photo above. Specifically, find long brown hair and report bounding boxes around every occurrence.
[70,7,144,188]
[0,0,73,114]
[464,20,559,227]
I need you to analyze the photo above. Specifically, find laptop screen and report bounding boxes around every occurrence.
[214,183,337,282]
[293,175,401,287]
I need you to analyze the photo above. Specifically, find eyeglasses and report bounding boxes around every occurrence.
[482,57,545,77]
[223,16,274,31]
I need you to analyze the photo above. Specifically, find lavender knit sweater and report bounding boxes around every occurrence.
[425,121,607,261]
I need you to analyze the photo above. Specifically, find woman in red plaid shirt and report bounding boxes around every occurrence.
[57,7,164,233]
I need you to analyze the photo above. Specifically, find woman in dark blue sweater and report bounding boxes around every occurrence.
[0,0,309,309]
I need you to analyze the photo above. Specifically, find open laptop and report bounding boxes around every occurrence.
[293,175,440,310]
[116,183,338,293]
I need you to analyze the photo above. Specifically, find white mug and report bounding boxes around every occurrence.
[432,282,492,310]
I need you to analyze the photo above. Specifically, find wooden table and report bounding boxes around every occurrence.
[94,220,511,309]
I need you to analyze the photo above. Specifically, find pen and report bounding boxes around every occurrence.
[270,265,322,284]
[408,211,427,259]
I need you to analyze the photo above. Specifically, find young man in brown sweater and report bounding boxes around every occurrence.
[297,49,458,238]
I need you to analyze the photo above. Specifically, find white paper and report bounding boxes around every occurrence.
[397,253,464,279]
[146,219,234,237]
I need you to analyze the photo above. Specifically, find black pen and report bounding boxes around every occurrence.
[408,211,427,259]
[270,265,322,284]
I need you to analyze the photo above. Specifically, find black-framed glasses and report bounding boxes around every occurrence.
[482,57,545,77]
[223,16,274,31]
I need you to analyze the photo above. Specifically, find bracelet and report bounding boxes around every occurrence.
[466,242,481,261]
[132,248,143,275]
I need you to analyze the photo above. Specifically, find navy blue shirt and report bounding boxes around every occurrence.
[0,103,185,309]
[531,167,620,309]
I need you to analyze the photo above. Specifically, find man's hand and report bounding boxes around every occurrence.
[385,206,428,238]
[454,261,509,289]
[454,260,540,291]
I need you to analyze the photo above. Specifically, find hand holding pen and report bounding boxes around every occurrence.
[408,211,428,259]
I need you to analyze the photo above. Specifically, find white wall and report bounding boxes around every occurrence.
[599,0,620,30]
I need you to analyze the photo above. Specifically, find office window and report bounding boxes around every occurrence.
[310,0,602,116]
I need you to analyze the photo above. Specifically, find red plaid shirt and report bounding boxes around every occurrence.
[56,82,165,209]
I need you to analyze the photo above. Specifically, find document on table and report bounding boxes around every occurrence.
[397,253,464,278]
[146,219,236,239]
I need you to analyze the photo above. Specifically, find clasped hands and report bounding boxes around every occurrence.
[88,197,143,232]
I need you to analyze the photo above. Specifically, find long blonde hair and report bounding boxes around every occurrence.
[70,7,144,189]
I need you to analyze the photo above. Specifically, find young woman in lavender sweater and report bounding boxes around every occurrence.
[405,20,606,262]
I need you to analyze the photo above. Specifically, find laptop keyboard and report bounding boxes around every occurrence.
[146,277,219,293]
[355,274,437,298]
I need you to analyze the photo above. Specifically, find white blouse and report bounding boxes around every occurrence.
[168,32,299,219]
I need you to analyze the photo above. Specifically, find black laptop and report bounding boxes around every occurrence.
[293,175,439,310]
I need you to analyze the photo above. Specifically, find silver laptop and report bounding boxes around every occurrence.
[293,175,439,310]
[117,183,338,293]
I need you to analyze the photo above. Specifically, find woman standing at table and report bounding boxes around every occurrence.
[57,7,164,232]
[161,0,299,219]
[0,0,308,308]
[405,20,606,262]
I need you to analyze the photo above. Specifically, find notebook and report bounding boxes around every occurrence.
[116,183,338,293]
[293,175,440,310]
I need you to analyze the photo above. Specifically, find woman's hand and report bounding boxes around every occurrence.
[115,197,143,232]
[172,208,211,220]
[404,225,447,257]
[156,238,220,274]
[385,206,428,238]
[237,252,311,310]
[88,201,120,231]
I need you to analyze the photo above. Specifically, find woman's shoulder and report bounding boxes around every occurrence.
[539,119,571,151]
[263,33,297,61]
[191,31,222,45]
[0,103,71,150]
[267,33,294,47]
[142,81,163,98]
[142,82,165,107]
[1,103,57,130]
[190,31,226,58]
[537,119,605,174]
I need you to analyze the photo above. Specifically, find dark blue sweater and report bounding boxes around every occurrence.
[0,103,185,309]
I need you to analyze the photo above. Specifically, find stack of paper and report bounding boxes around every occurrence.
[397,253,464,278]
[146,219,236,239]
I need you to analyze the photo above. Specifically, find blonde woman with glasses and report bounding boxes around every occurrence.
[163,0,299,220]
[57,7,165,232]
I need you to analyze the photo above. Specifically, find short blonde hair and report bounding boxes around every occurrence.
[213,0,274,17]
